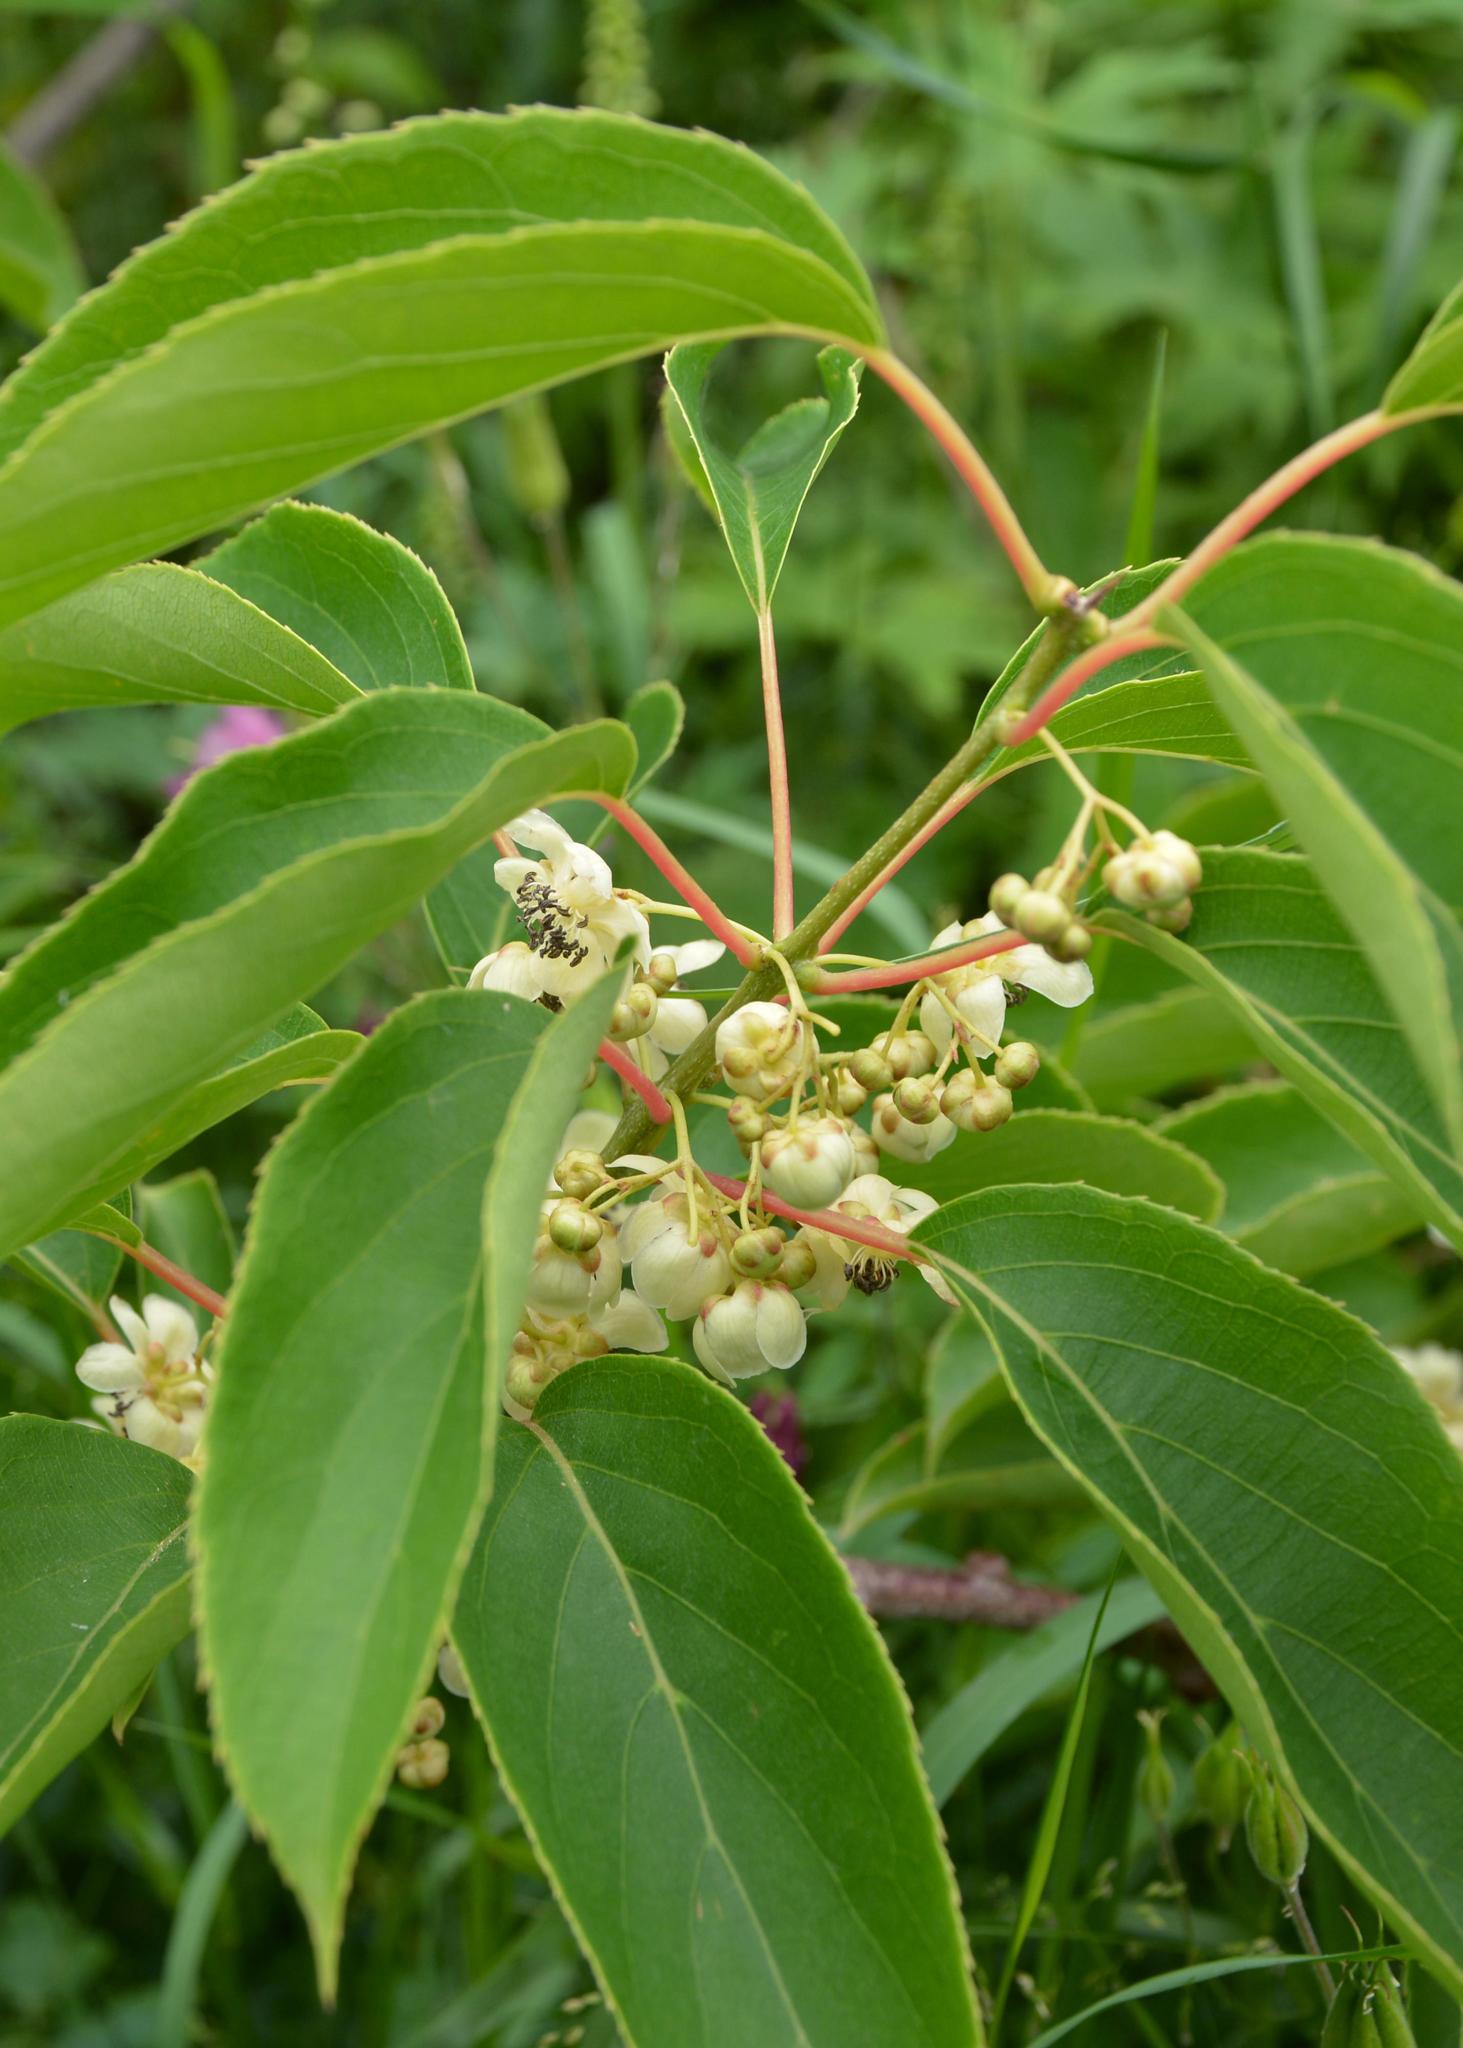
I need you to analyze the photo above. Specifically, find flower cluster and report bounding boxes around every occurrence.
[76,1296,214,1464]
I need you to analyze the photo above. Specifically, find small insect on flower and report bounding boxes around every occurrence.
[476,808,652,1004]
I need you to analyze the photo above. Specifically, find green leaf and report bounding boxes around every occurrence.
[624,679,685,797]
[0,109,882,630]
[202,501,473,694]
[926,1309,1008,1468]
[840,1408,1080,1539]
[197,982,615,1992]
[1067,985,1257,1110]
[0,691,634,1259]
[0,140,84,333]
[0,1419,193,1835]
[1103,847,1463,1245]
[137,1171,237,1301]
[1382,275,1463,413]
[918,1184,1463,1994]
[663,341,860,610]
[898,1108,1224,1222]
[11,1191,135,1321]
[453,1356,982,2048]
[1158,1081,1425,1277]
[0,562,360,737]
[988,671,1249,781]
[1028,1948,1407,2048]
[921,1579,1166,1807]
[1172,535,1463,1148]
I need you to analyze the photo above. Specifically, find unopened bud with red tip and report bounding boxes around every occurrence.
[408,1696,446,1739]
[621,1189,731,1319]
[397,1736,451,1789]
[1104,830,1202,910]
[778,1236,820,1292]
[1050,922,1092,964]
[762,1115,857,1207]
[1243,1758,1308,1888]
[988,872,1028,925]
[1146,897,1193,934]
[608,981,658,1041]
[994,1040,1040,1090]
[731,1227,785,1279]
[715,1002,806,1102]
[941,1069,1013,1132]
[872,1030,937,1081]
[727,1096,770,1150]
[554,1148,610,1201]
[849,1046,894,1094]
[693,1278,806,1380]
[1014,888,1071,945]
[548,1200,603,1254]
[832,1068,868,1116]
[645,949,681,994]
[893,1075,941,1125]
[872,1091,957,1163]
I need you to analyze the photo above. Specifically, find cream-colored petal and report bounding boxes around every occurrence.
[142,1295,200,1364]
[667,938,725,977]
[930,920,964,950]
[591,1288,670,1353]
[110,1298,149,1356]
[956,975,1008,1046]
[1010,946,1094,1008]
[651,997,708,1056]
[503,809,571,857]
[75,1343,145,1394]
[920,990,954,1059]
[492,855,537,896]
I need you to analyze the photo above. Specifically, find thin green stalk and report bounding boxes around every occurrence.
[606,609,1096,1157]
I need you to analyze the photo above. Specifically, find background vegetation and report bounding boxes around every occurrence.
[1,2,1460,2042]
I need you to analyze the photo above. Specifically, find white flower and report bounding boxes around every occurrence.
[75,1296,213,1462]
[761,1115,857,1209]
[1103,831,1202,911]
[590,1287,670,1352]
[621,1185,733,1319]
[467,941,541,998]
[871,1091,957,1165]
[715,1001,805,1102]
[1393,1343,1463,1454]
[483,808,651,1003]
[789,1174,954,1311]
[919,912,1094,1058]
[437,1644,471,1698]
[523,1201,622,1318]
[639,938,725,1078]
[692,1278,807,1381]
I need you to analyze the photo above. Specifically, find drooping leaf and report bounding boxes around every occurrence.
[0,690,634,1259]
[663,341,861,610]
[900,1108,1224,1222]
[1158,1081,1424,1277]
[840,1408,1080,1539]
[0,1419,193,1835]
[1171,535,1463,1147]
[0,139,84,333]
[1102,847,1463,1245]
[453,1356,982,2048]
[0,109,882,631]
[202,501,473,694]
[0,562,359,736]
[1382,275,1463,413]
[197,982,615,1992]
[918,1184,1463,1993]
[921,1579,1166,1807]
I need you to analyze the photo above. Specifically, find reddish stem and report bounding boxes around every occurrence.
[598,1040,673,1125]
[561,791,760,965]
[701,1172,921,1264]
[811,928,1026,995]
[866,350,1056,608]
[1005,628,1167,747]
[758,606,796,942]
[103,1236,229,1320]
[819,781,983,953]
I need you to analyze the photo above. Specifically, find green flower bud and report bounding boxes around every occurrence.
[731,1227,785,1279]
[988,872,1028,925]
[1049,921,1092,963]
[942,1069,1014,1132]
[396,1735,451,1789]
[645,949,681,994]
[1322,1966,1416,2048]
[408,1695,446,1739]
[893,1075,941,1125]
[1243,1760,1308,1889]
[727,1096,769,1149]
[1193,1719,1247,1844]
[832,1068,868,1116]
[778,1236,819,1291]
[849,1046,894,1093]
[548,1200,603,1254]
[873,1030,937,1081]
[502,392,569,524]
[1014,888,1071,945]
[994,1040,1040,1090]
[1137,1710,1175,1821]
[554,1148,609,1201]
[1146,897,1193,934]
[608,981,658,1042]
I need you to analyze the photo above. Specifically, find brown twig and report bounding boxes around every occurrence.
[7,0,191,167]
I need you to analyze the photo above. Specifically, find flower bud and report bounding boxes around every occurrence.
[832,1068,868,1116]
[525,1205,621,1317]
[408,1696,446,1739]
[554,1148,609,1201]
[715,1002,806,1102]
[1243,1760,1308,1889]
[762,1116,857,1208]
[621,1189,732,1320]
[608,981,658,1041]
[1049,922,1091,964]
[988,872,1028,925]
[940,1069,1013,1132]
[893,1075,941,1125]
[872,1030,937,1081]
[994,1040,1040,1090]
[437,1644,469,1697]
[871,1092,957,1164]
[778,1236,820,1292]
[1014,888,1071,944]
[692,1279,807,1381]
[397,1736,451,1790]
[548,1200,603,1254]
[1137,1710,1175,1821]
[1322,1967,1416,2048]
[731,1227,785,1278]
[645,949,681,994]
[1103,830,1202,910]
[727,1096,770,1149]
[849,1046,894,1093]
[1193,1721,1247,1845]
[1146,897,1193,933]
[504,1341,552,1417]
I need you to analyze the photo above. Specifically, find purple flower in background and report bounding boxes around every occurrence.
[166,706,287,795]
[750,1391,807,1478]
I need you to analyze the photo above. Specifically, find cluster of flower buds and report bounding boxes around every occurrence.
[1322,1962,1418,2047]
[395,1695,450,1789]
[75,1296,215,1465]
[1102,829,1203,933]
